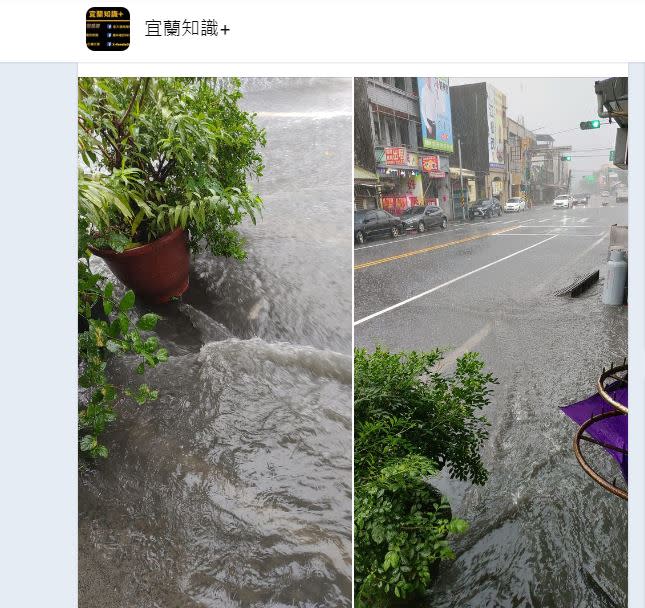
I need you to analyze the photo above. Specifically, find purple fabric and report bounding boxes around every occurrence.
[561,383,628,482]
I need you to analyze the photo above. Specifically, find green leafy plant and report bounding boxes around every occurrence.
[78,77,266,259]
[78,218,168,459]
[354,347,496,606]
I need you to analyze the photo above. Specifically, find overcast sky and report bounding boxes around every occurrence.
[451,77,621,178]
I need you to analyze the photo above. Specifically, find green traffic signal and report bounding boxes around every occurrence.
[561,155,571,161]
[580,119,601,130]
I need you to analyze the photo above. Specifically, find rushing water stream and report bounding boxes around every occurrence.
[79,78,353,608]
[427,279,628,607]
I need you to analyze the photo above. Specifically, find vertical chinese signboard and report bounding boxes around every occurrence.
[417,78,453,153]
[486,83,506,169]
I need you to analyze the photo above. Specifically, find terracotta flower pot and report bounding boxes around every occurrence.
[90,228,190,304]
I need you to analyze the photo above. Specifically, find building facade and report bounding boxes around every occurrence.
[353,77,380,210]
[449,82,509,205]
[364,77,455,218]
[528,134,571,204]
[507,117,536,200]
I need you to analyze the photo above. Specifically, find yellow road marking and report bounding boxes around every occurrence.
[354,225,521,270]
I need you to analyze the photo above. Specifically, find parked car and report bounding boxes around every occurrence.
[601,191,610,198]
[504,197,526,212]
[552,194,572,209]
[354,209,403,244]
[469,198,502,220]
[400,204,448,233]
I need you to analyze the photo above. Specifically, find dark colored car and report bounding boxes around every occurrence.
[468,198,502,220]
[354,209,403,244]
[573,193,588,206]
[400,205,448,233]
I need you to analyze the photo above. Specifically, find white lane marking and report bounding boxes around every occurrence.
[255,110,351,118]
[538,219,549,223]
[436,322,493,371]
[354,218,536,252]
[494,232,604,237]
[517,225,600,229]
[575,232,610,261]
[354,235,559,326]
[578,217,589,223]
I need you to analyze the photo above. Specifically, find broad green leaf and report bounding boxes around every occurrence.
[131,209,145,236]
[105,339,121,353]
[79,434,96,452]
[107,232,130,253]
[119,290,135,312]
[136,313,160,331]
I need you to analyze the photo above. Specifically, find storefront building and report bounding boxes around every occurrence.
[354,166,381,210]
[449,81,510,205]
[507,117,536,200]
[364,77,454,217]
[375,146,451,216]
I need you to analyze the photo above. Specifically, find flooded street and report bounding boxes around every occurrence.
[79,78,353,607]
[355,202,628,607]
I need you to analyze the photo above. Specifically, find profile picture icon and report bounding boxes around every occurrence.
[86,7,130,51]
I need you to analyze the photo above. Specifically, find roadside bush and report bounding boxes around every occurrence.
[78,218,167,460]
[354,347,496,606]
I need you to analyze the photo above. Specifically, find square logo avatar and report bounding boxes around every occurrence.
[86,7,130,51]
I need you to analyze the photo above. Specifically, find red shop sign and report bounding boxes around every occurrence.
[385,147,406,165]
[421,155,439,172]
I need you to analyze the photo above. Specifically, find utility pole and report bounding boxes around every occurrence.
[526,149,532,208]
[457,135,465,221]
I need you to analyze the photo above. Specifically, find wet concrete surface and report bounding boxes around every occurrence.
[79,78,353,608]
[355,198,628,607]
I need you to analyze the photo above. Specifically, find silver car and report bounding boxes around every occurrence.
[504,197,526,212]
[552,195,572,209]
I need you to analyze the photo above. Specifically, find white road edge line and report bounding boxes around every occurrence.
[354,234,559,327]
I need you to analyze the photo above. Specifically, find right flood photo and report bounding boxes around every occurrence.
[353,76,628,607]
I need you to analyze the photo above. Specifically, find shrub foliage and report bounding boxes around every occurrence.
[354,347,496,605]
[78,77,266,259]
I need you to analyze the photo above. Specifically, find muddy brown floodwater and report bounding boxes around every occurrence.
[79,78,353,608]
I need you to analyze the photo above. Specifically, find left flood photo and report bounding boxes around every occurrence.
[78,77,353,607]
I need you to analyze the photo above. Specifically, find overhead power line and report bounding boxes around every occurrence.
[535,121,612,136]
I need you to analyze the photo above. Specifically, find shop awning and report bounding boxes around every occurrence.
[449,167,476,179]
[354,166,379,182]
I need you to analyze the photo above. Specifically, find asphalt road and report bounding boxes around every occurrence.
[354,195,628,606]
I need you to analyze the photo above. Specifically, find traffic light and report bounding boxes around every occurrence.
[561,155,571,161]
[580,119,601,130]
[609,150,615,161]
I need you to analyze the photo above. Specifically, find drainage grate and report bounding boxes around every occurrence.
[554,270,600,297]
